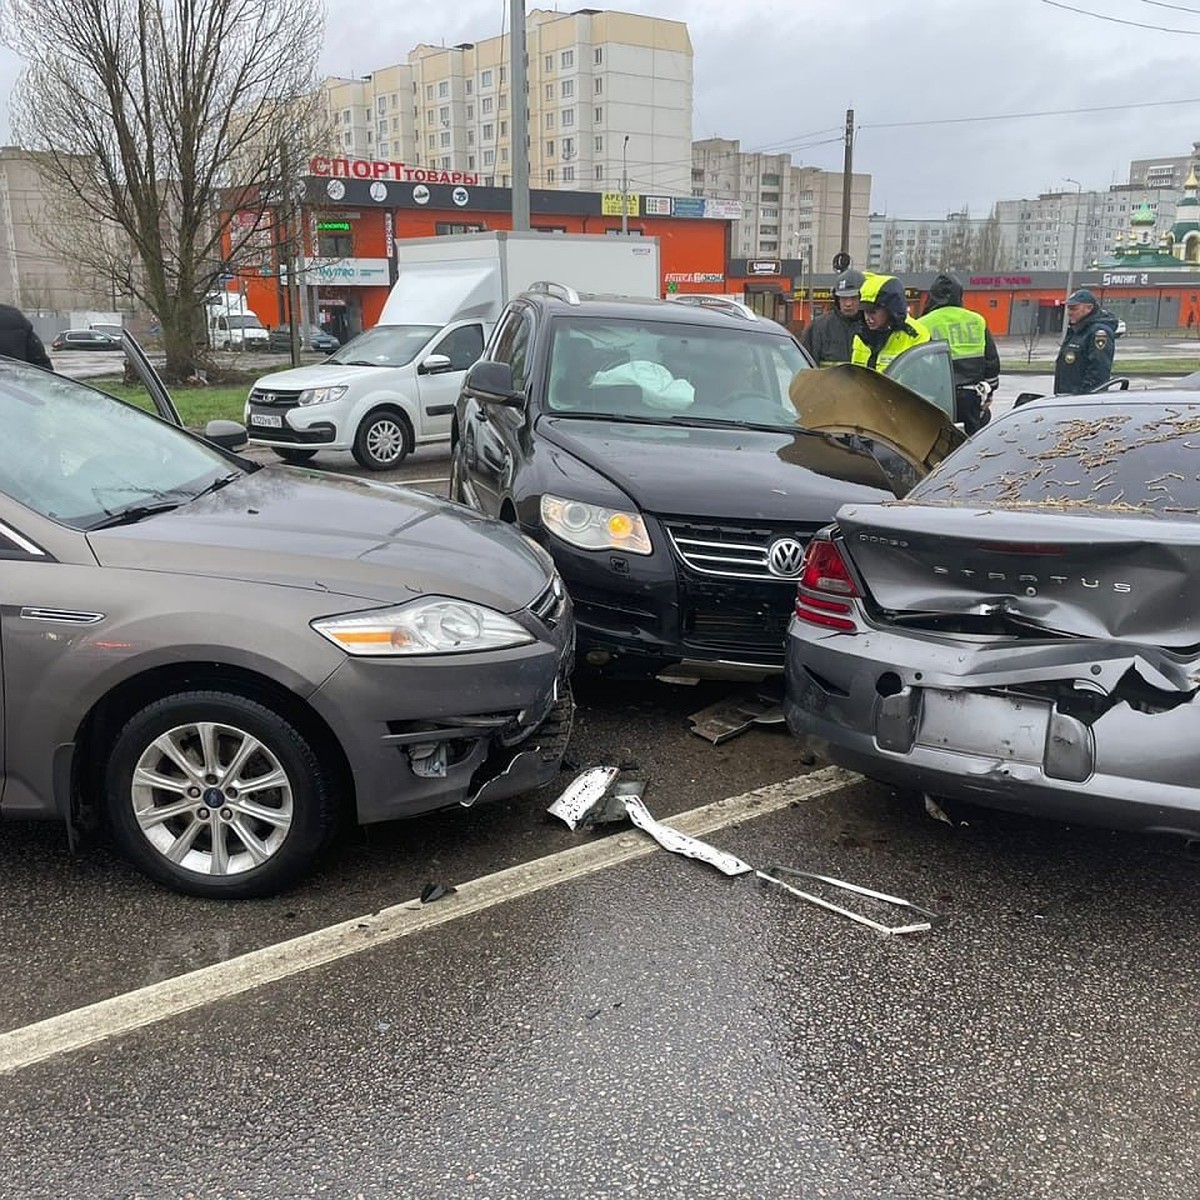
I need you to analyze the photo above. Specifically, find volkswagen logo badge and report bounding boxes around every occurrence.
[767,537,806,578]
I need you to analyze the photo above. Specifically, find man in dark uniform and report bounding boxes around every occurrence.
[802,269,863,366]
[0,303,52,369]
[1053,288,1116,395]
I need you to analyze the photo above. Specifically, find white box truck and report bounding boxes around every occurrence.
[244,231,661,469]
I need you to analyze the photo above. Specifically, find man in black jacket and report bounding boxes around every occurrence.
[802,269,863,366]
[0,303,52,369]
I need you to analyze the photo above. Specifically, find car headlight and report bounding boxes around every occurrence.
[298,386,348,407]
[540,494,652,555]
[312,597,535,656]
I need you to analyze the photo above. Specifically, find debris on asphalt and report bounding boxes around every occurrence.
[546,766,621,830]
[687,693,785,744]
[419,881,458,904]
[755,865,942,936]
[622,794,753,876]
[924,794,969,828]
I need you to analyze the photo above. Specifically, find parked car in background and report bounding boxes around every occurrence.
[1115,317,1127,337]
[784,391,1200,838]
[267,326,341,354]
[0,334,574,898]
[451,284,959,680]
[51,329,122,351]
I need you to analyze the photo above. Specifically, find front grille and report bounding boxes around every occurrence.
[249,388,303,409]
[663,519,820,581]
[529,576,567,629]
[681,580,794,658]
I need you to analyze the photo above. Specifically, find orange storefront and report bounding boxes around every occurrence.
[224,166,731,340]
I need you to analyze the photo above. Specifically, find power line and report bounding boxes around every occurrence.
[1143,0,1200,13]
[863,95,1200,131]
[1041,0,1200,32]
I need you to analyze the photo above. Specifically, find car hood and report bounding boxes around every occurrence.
[87,468,551,611]
[536,417,896,519]
[252,362,386,388]
[788,364,965,484]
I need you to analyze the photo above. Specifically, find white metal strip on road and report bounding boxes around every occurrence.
[0,767,856,1076]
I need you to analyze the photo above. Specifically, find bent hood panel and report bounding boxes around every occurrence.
[88,468,550,611]
[788,365,965,488]
[537,417,892,519]
[837,503,1200,645]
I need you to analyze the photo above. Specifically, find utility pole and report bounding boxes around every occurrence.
[808,242,815,333]
[1062,178,1082,335]
[621,135,630,235]
[509,0,530,230]
[840,108,854,265]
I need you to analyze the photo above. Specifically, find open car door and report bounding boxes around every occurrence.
[120,331,248,450]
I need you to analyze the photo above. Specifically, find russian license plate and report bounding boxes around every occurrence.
[917,689,1050,764]
[250,412,282,428]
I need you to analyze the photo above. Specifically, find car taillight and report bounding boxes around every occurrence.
[794,539,860,632]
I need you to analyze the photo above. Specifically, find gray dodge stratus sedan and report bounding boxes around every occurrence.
[0,344,573,899]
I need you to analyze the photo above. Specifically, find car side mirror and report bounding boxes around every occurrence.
[464,359,523,406]
[418,353,455,376]
[204,419,249,450]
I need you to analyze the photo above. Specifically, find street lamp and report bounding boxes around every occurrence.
[1062,177,1082,334]
[621,135,630,235]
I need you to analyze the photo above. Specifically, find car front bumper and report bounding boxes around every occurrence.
[784,616,1200,837]
[309,608,575,824]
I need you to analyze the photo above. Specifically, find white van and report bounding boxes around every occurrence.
[244,231,662,469]
[207,293,269,351]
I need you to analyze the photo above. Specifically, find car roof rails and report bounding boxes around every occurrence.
[667,294,758,320]
[527,280,581,305]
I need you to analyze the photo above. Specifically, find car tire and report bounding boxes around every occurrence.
[448,445,467,502]
[352,409,411,470]
[104,690,339,899]
[272,448,318,464]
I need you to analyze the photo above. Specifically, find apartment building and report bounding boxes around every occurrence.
[690,138,871,268]
[320,8,692,195]
[1129,141,1200,191]
[866,212,993,274]
[994,185,1180,272]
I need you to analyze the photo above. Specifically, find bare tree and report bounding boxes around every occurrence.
[3,0,326,380]
[970,207,1004,273]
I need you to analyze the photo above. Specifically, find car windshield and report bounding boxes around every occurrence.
[327,324,438,367]
[545,317,810,430]
[909,400,1200,518]
[225,315,264,330]
[0,363,242,530]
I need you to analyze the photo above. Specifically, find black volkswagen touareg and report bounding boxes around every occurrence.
[450,284,958,680]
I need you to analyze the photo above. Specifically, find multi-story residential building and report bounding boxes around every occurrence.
[691,137,870,268]
[1128,142,1200,191]
[0,147,125,312]
[318,8,692,195]
[995,185,1181,272]
[866,211,991,274]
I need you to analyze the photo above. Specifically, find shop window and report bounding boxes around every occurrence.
[318,232,353,257]
[436,222,486,236]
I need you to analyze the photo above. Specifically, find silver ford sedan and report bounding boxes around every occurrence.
[0,340,573,898]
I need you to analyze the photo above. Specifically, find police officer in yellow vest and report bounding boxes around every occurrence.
[850,273,930,372]
[921,272,1001,434]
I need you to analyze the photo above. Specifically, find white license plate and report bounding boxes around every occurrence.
[917,689,1050,764]
[250,413,282,428]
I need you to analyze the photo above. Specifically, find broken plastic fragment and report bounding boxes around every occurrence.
[419,881,457,904]
[547,766,621,830]
[688,694,781,744]
[621,794,752,876]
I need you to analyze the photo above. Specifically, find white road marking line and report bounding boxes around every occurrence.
[399,476,450,485]
[0,767,856,1076]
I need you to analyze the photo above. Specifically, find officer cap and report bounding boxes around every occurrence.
[1066,288,1097,307]
[833,269,865,297]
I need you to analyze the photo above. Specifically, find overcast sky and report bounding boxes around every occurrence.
[3,0,1197,216]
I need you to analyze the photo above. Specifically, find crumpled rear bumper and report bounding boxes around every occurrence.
[784,617,1200,837]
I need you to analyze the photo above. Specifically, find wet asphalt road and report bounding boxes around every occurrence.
[2,669,1199,1199]
[3,407,1200,1197]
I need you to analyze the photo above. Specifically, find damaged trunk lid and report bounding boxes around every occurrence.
[834,398,1200,645]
